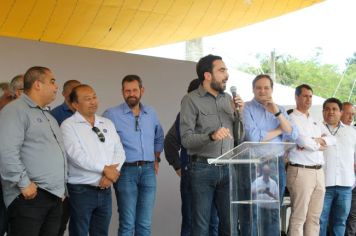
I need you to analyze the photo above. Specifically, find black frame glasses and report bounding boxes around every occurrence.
[92,126,105,142]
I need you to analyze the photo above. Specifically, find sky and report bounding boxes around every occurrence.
[131,0,356,72]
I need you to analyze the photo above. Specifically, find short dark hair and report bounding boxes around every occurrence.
[196,54,222,82]
[187,78,201,93]
[69,84,92,103]
[122,75,142,89]
[342,101,354,108]
[23,66,50,92]
[323,97,343,111]
[252,74,273,89]
[295,84,313,96]
[63,80,80,92]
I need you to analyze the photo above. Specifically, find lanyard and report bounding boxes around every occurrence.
[325,123,341,136]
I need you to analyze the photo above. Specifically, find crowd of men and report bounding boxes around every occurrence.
[0,54,355,236]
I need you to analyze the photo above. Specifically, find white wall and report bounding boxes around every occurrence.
[0,36,197,235]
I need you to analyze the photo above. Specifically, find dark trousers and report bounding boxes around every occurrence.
[0,185,7,236]
[7,189,63,236]
[57,197,70,236]
[180,169,219,236]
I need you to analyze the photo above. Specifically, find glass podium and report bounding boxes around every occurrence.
[208,142,295,236]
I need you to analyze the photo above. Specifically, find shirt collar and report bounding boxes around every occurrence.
[251,98,265,108]
[122,102,148,115]
[21,93,50,110]
[293,109,308,117]
[323,121,346,128]
[197,84,226,98]
[73,111,104,126]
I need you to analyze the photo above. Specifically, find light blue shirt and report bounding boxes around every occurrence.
[103,102,164,163]
[243,99,298,142]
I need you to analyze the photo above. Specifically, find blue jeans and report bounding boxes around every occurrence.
[190,162,230,236]
[319,186,352,236]
[67,184,112,236]
[114,163,156,236]
[278,157,286,204]
[180,168,219,236]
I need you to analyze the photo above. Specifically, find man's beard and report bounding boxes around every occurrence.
[125,96,140,108]
[210,77,226,93]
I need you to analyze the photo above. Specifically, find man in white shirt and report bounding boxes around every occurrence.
[319,98,356,236]
[251,164,279,236]
[61,84,126,236]
[341,102,355,127]
[287,84,334,236]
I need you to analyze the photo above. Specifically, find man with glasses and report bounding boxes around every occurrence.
[60,84,126,236]
[9,75,24,99]
[0,66,67,236]
[103,75,164,236]
[0,82,12,110]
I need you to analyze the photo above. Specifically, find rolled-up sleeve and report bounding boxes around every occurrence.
[154,115,164,153]
[282,109,299,142]
[242,104,267,142]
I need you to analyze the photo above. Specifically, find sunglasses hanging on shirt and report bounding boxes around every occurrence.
[92,126,105,142]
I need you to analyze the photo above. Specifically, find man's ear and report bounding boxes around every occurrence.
[72,102,79,111]
[140,87,145,95]
[204,72,212,81]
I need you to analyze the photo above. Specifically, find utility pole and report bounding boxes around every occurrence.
[185,38,203,62]
[270,50,276,82]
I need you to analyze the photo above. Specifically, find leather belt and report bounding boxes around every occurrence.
[123,161,153,167]
[190,155,209,164]
[289,163,322,170]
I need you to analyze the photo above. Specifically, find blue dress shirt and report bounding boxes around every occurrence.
[243,99,298,142]
[103,102,164,163]
[51,102,74,125]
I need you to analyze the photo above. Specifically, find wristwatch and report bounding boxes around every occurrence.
[155,156,161,163]
[274,110,282,117]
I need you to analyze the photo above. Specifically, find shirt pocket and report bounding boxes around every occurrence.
[198,110,219,133]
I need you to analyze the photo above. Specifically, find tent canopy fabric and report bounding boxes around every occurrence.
[0,0,322,52]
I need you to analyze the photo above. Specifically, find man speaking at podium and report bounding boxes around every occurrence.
[180,54,244,236]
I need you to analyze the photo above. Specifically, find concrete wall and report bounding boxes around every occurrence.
[0,36,197,235]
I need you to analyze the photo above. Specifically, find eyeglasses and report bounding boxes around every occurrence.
[135,116,140,131]
[92,127,105,142]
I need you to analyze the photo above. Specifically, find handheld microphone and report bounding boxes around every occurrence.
[230,86,239,111]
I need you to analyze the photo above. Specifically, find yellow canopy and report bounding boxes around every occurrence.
[0,0,322,52]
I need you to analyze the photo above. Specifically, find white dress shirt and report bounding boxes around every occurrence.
[251,176,279,209]
[323,122,356,187]
[289,109,335,165]
[61,112,126,186]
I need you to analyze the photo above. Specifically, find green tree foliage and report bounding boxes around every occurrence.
[239,52,356,103]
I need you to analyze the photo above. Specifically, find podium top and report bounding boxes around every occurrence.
[208,142,295,164]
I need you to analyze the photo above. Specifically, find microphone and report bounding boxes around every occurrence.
[230,86,239,111]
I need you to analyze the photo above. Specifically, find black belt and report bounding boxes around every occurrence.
[67,184,110,191]
[190,155,209,164]
[123,161,153,167]
[289,163,322,170]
